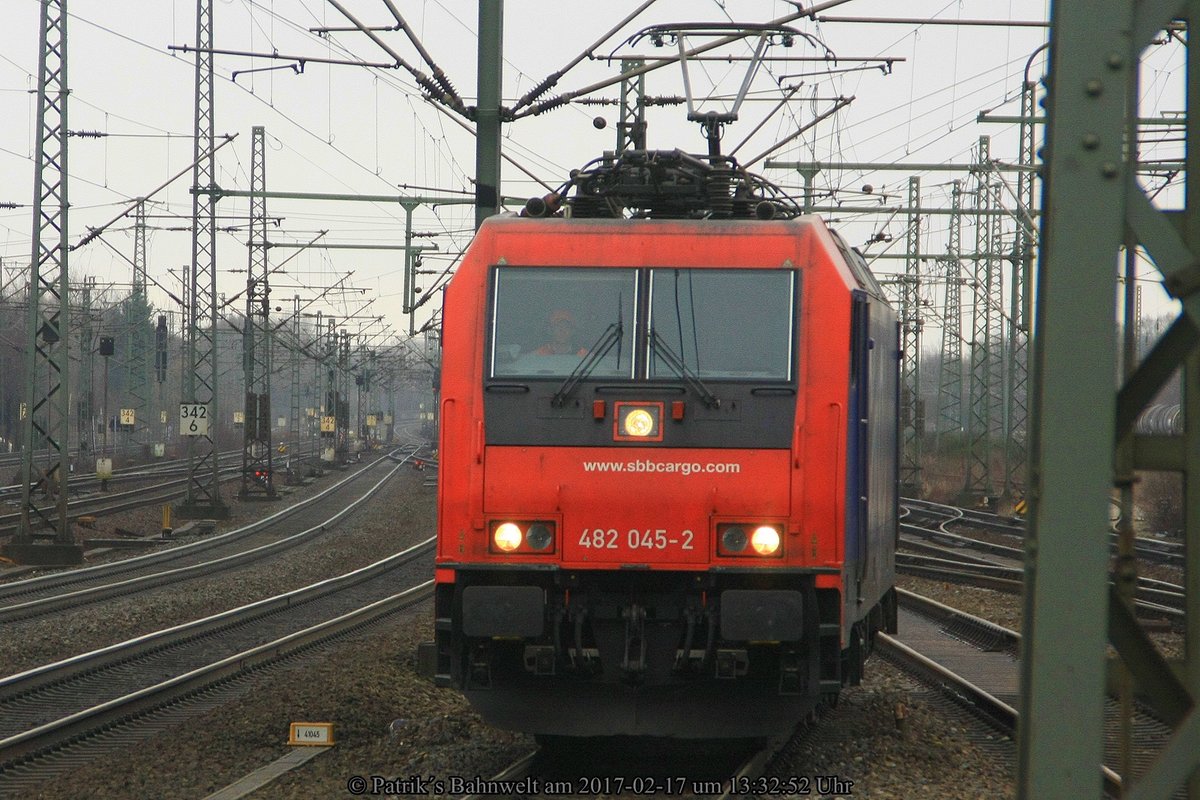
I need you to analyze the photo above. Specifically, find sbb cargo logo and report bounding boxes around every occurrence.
[583,459,741,476]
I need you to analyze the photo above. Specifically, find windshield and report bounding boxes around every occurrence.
[648,269,795,381]
[490,267,637,378]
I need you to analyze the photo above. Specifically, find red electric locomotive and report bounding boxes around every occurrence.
[420,151,898,738]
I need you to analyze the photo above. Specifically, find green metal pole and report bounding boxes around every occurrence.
[475,1,503,230]
[1017,1,1130,794]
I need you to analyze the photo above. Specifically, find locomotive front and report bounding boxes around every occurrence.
[421,206,897,738]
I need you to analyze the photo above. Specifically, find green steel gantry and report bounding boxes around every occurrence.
[1019,3,1200,797]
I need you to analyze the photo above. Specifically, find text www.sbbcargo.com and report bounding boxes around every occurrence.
[583,459,741,476]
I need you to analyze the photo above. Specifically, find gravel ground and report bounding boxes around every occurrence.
[768,659,1014,799]
[8,475,1025,799]
[14,525,1017,796]
[898,572,1185,659]
[897,575,1023,631]
[0,454,433,675]
[24,610,1015,800]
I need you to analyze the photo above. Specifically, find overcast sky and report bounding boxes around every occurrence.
[0,1,1178,342]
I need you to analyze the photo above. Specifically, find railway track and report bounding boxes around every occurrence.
[902,496,1184,568]
[0,449,419,628]
[882,587,1190,797]
[0,507,435,797]
[898,500,1186,620]
[456,735,790,800]
[0,444,324,544]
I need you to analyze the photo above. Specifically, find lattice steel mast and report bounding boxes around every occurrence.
[125,198,151,448]
[180,0,227,518]
[963,136,995,501]
[240,126,274,499]
[1004,79,1037,500]
[76,277,95,461]
[936,180,965,453]
[5,0,80,565]
[288,294,301,478]
[618,57,648,151]
[899,175,923,492]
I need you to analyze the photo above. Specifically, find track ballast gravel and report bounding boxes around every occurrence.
[13,472,1016,798]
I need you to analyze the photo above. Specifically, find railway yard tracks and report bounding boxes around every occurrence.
[893,500,1186,797]
[898,498,1186,619]
[0,446,436,798]
[456,735,791,800]
[0,448,416,624]
[0,445,320,544]
[0,487,1181,798]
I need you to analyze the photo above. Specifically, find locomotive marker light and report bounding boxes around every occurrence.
[490,520,557,554]
[525,523,553,551]
[718,522,783,557]
[613,401,663,442]
[722,525,748,553]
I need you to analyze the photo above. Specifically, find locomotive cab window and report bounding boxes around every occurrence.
[490,267,637,379]
[648,269,795,381]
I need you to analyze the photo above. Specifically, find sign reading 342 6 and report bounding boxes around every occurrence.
[179,403,210,436]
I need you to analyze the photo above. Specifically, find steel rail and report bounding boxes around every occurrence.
[897,552,1184,617]
[0,571,434,770]
[0,447,408,599]
[900,521,1025,561]
[890,589,1123,797]
[0,450,417,622]
[877,633,1016,734]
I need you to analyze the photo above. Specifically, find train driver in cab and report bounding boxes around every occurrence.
[534,309,588,357]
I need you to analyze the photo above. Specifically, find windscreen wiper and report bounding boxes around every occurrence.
[551,322,623,407]
[648,329,721,409]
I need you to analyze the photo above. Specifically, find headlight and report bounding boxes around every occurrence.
[717,522,783,557]
[526,523,553,551]
[493,522,522,552]
[624,409,654,436]
[721,525,748,553]
[614,402,663,442]
[489,520,557,554]
[750,525,782,556]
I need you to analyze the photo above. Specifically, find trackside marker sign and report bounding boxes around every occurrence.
[288,722,335,746]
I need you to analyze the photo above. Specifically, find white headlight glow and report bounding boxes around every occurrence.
[493,522,522,552]
[624,408,655,437]
[750,525,781,556]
